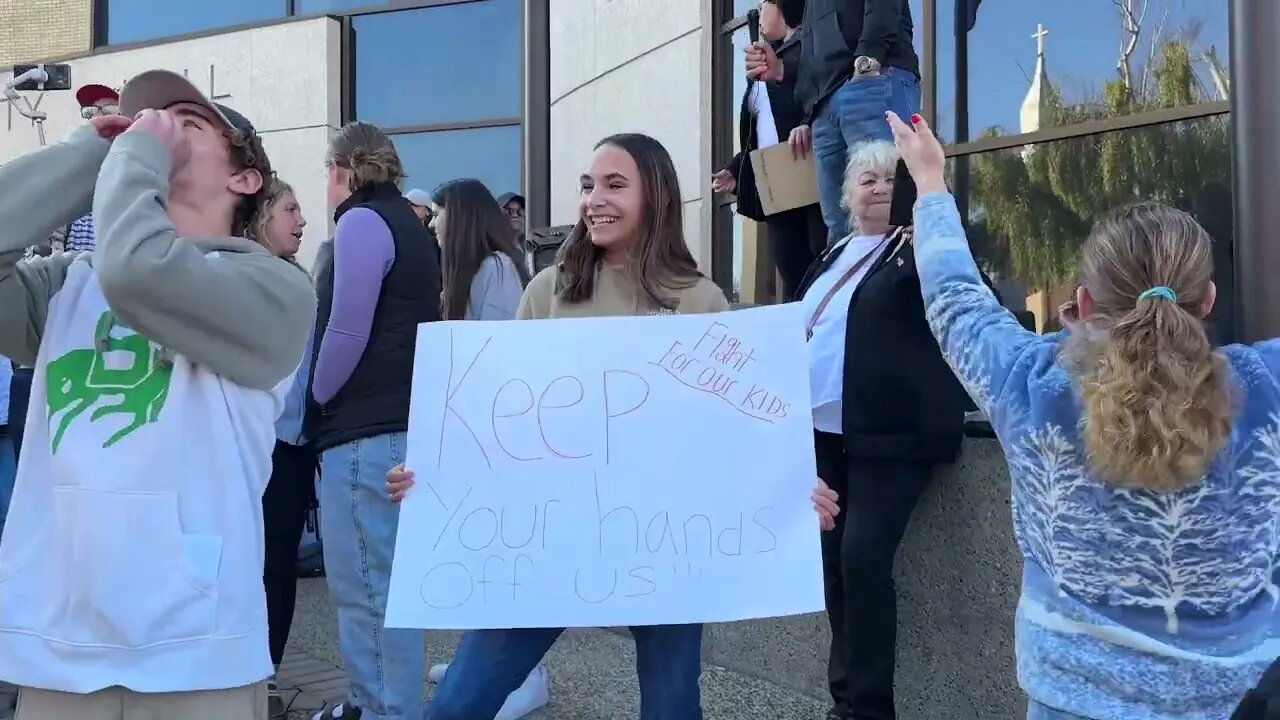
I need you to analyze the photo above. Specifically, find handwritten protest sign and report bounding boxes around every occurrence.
[385,304,824,629]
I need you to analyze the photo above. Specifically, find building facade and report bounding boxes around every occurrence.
[0,0,524,268]
[1,0,1271,338]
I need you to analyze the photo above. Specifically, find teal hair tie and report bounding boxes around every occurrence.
[1137,286,1177,302]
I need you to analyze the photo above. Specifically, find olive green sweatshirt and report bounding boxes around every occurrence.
[516,262,730,320]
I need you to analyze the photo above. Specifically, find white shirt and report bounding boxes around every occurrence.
[0,259,285,693]
[748,80,781,148]
[802,234,888,434]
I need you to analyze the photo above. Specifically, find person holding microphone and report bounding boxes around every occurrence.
[712,0,824,301]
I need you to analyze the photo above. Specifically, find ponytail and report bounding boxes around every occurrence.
[1075,293,1235,494]
[1071,203,1233,492]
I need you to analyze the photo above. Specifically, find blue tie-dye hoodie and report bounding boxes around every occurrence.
[914,192,1280,720]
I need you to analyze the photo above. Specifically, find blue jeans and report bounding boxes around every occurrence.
[1028,700,1092,719]
[811,66,922,247]
[428,624,704,720]
[0,428,14,541]
[320,432,424,720]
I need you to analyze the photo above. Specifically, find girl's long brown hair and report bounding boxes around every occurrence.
[556,133,702,309]
[1063,202,1234,492]
[434,178,531,320]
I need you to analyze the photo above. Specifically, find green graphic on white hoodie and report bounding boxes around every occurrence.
[46,311,172,453]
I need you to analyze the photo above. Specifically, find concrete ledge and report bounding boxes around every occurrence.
[698,438,1023,719]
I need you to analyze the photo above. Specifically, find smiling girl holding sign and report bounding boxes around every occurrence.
[389,132,839,720]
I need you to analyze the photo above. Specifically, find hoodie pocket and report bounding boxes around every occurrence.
[37,487,221,648]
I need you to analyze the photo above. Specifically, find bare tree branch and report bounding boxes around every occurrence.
[1140,2,1171,99]
[1112,0,1145,93]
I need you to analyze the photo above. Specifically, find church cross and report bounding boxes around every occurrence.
[1032,23,1049,57]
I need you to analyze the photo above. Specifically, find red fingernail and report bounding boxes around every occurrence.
[911,114,923,124]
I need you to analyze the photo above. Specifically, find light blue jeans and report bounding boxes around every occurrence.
[1028,700,1092,719]
[0,429,14,541]
[429,624,703,720]
[811,66,922,247]
[320,432,424,720]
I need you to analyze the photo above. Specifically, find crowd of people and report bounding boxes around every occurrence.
[0,1,1278,720]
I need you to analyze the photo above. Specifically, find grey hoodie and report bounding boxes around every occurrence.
[0,125,315,391]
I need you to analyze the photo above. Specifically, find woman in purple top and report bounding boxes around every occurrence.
[306,121,441,720]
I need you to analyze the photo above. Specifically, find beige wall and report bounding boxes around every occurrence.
[547,0,716,271]
[0,0,92,67]
[0,17,342,268]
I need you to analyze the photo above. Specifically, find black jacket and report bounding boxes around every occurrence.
[305,183,441,452]
[796,229,969,462]
[793,0,920,121]
[724,34,812,221]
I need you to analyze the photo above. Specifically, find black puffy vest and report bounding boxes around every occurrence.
[306,183,440,452]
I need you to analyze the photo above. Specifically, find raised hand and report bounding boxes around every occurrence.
[745,41,783,82]
[88,114,133,141]
[885,111,947,195]
[125,109,192,172]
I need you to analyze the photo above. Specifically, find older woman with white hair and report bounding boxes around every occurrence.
[795,140,972,720]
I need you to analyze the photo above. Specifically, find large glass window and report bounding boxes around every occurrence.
[351,0,524,195]
[393,126,523,200]
[100,0,284,45]
[962,0,1229,140]
[352,0,522,129]
[956,114,1233,343]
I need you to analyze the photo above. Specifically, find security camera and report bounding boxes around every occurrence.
[6,63,72,92]
[3,62,72,147]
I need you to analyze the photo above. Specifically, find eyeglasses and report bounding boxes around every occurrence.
[80,104,120,119]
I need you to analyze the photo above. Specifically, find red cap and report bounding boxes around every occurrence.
[75,84,119,108]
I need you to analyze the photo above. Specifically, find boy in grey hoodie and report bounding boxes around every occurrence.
[0,70,314,719]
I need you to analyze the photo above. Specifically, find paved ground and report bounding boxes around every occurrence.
[280,578,830,719]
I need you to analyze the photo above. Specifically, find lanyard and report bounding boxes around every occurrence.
[804,234,894,341]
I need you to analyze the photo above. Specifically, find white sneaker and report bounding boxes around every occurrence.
[496,665,549,720]
[427,662,549,719]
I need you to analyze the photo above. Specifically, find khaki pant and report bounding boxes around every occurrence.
[15,682,266,720]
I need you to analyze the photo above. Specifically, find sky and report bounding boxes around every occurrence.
[732,0,1229,142]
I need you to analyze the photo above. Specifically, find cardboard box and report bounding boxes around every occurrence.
[749,142,819,216]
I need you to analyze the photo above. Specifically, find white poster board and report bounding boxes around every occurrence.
[386,304,824,630]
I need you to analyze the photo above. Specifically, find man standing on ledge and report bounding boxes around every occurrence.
[0,69,313,719]
[746,0,921,248]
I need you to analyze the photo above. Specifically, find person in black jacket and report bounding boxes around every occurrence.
[712,0,824,301]
[796,140,969,720]
[746,0,921,249]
